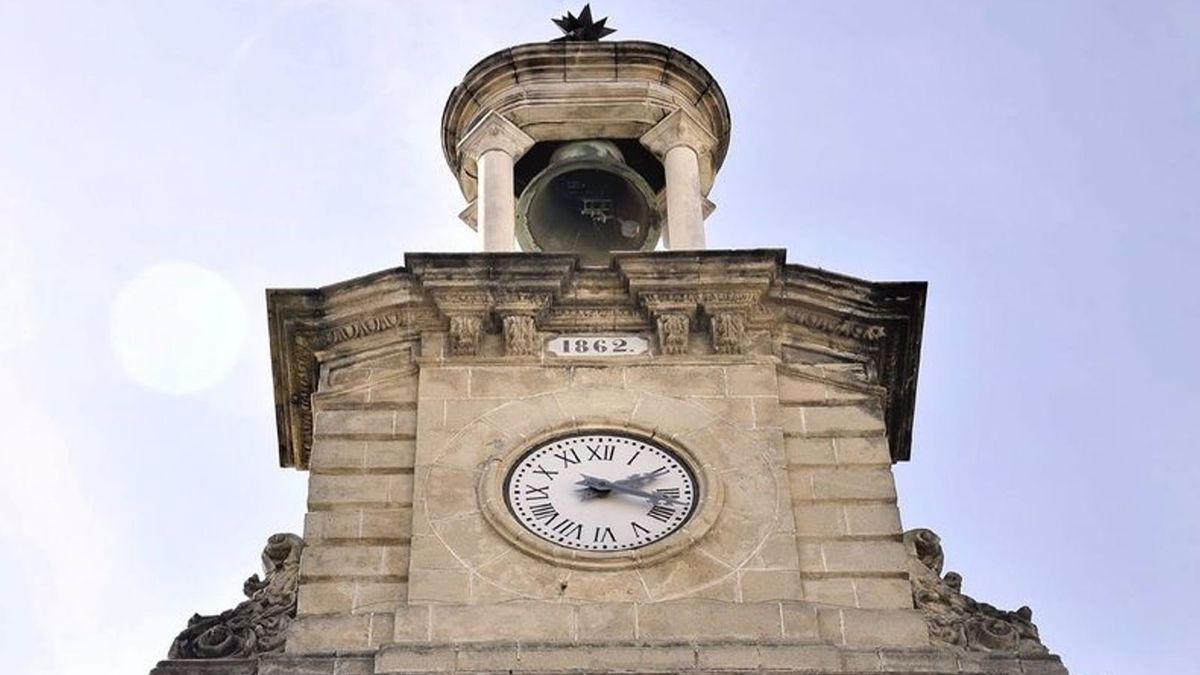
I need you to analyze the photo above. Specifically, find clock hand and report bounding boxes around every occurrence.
[613,466,669,488]
[575,474,683,506]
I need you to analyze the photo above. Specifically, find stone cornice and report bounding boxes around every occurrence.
[441,40,731,202]
[267,250,925,469]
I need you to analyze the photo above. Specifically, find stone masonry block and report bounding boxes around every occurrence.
[470,366,570,398]
[304,508,412,542]
[802,578,857,607]
[624,365,723,396]
[636,601,782,640]
[802,402,886,435]
[778,376,828,402]
[309,440,416,472]
[570,365,625,388]
[297,580,354,615]
[758,644,843,671]
[790,467,897,502]
[739,569,803,601]
[430,602,575,641]
[419,368,469,400]
[752,396,783,428]
[308,474,412,508]
[834,436,891,465]
[837,608,930,647]
[285,613,393,653]
[696,644,760,670]
[365,377,418,404]
[786,436,837,464]
[780,601,821,640]
[407,568,471,604]
[853,577,914,609]
[313,409,399,437]
[725,364,778,396]
[575,603,637,640]
[300,544,409,579]
[844,503,903,536]
[820,540,909,574]
[792,502,848,537]
[375,644,456,673]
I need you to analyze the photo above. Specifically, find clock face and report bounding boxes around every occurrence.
[504,432,698,552]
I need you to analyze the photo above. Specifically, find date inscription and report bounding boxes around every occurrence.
[547,335,649,357]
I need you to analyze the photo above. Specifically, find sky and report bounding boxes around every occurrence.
[0,1,1197,673]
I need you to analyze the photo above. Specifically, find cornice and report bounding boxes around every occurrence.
[266,250,925,469]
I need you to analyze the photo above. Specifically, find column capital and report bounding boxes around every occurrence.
[639,108,719,159]
[456,111,536,165]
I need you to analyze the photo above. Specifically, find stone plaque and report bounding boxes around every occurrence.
[547,334,649,357]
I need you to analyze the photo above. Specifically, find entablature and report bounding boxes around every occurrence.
[267,250,924,469]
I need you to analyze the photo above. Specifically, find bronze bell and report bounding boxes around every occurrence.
[516,140,661,263]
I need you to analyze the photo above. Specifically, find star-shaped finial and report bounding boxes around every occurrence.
[551,4,617,42]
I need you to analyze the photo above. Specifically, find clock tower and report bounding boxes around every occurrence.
[154,7,1069,674]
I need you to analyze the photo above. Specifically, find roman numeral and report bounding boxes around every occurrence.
[551,518,583,539]
[529,503,558,523]
[655,487,681,500]
[646,504,676,523]
[533,464,558,480]
[593,527,616,543]
[626,450,641,465]
[524,485,551,500]
[553,448,581,466]
[586,444,615,461]
[631,521,651,537]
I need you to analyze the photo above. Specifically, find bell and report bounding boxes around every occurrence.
[516,140,661,263]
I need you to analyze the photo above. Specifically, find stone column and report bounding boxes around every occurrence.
[640,109,718,251]
[457,112,535,252]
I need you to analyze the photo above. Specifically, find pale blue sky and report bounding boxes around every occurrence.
[1,2,1197,674]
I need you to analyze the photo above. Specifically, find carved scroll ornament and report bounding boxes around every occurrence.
[167,533,304,659]
[905,528,1048,655]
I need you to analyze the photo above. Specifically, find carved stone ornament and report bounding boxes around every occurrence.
[655,312,690,355]
[904,528,1049,655]
[503,314,539,356]
[167,533,304,660]
[448,314,484,356]
[709,312,746,354]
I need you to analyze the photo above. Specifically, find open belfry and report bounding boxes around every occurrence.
[154,7,1068,675]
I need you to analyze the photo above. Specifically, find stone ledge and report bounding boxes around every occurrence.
[151,645,1068,674]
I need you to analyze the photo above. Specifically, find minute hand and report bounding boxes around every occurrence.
[577,475,683,506]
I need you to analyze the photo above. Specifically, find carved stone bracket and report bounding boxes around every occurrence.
[448,314,485,356]
[655,312,691,355]
[709,311,746,354]
[502,315,539,356]
[166,534,305,660]
[904,528,1050,655]
[495,290,552,357]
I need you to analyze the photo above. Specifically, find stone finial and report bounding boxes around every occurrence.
[456,111,535,166]
[166,533,305,659]
[904,528,1051,655]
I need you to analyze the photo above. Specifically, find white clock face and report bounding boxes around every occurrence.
[505,432,698,552]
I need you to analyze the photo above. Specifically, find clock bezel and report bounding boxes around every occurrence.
[479,424,724,571]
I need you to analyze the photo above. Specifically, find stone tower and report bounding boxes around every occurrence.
[153,8,1069,675]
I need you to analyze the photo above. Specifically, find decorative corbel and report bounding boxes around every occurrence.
[643,292,701,355]
[495,291,553,357]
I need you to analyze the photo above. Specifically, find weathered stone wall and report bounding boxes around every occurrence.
[288,362,418,653]
[284,345,928,655]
